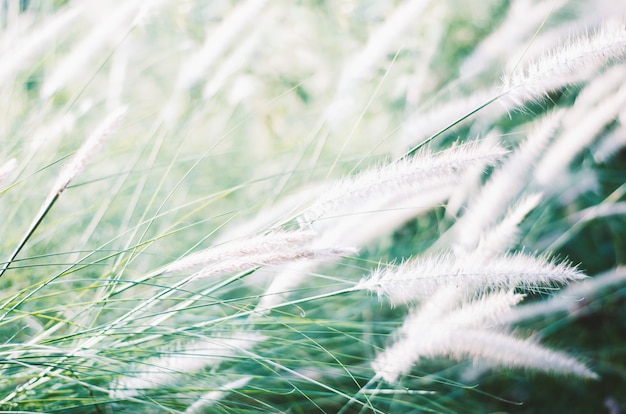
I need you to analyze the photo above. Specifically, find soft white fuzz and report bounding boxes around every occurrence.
[51,107,127,196]
[473,193,542,258]
[299,141,507,226]
[447,330,597,379]
[372,290,596,383]
[446,133,501,217]
[594,125,626,163]
[160,230,356,279]
[357,251,584,306]
[502,267,626,325]
[372,291,522,382]
[256,142,506,312]
[501,19,626,107]
[534,83,626,186]
[453,110,562,253]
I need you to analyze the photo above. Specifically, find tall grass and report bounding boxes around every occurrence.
[1,1,625,412]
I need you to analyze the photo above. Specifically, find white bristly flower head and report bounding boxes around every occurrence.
[356,251,584,306]
[501,18,626,108]
[160,229,356,279]
[51,106,127,197]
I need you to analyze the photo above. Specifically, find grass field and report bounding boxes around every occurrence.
[1,1,625,412]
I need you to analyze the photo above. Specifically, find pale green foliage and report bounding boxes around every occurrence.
[1,1,625,413]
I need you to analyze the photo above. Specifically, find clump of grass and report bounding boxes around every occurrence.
[1,1,626,413]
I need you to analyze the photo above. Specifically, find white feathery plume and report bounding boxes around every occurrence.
[442,290,526,328]
[593,124,626,163]
[160,230,356,279]
[397,287,464,332]
[563,63,626,121]
[405,15,621,148]
[505,0,626,72]
[372,291,524,383]
[534,83,626,186]
[452,109,562,253]
[110,333,263,399]
[246,170,454,313]
[473,193,542,259]
[259,142,505,309]
[252,184,451,313]
[446,132,500,217]
[399,289,523,340]
[302,141,504,244]
[252,188,452,314]
[372,290,595,383]
[161,230,312,273]
[501,267,626,325]
[187,245,355,280]
[0,107,126,279]
[253,185,453,314]
[239,141,494,312]
[500,18,626,107]
[253,260,319,314]
[299,141,507,226]
[503,3,626,75]
[356,251,584,306]
[51,107,128,196]
[448,329,597,379]
[316,184,454,247]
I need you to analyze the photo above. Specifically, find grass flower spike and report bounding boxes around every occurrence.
[372,290,596,383]
[300,141,507,226]
[357,252,584,306]
[501,18,626,107]
[160,229,356,279]
[0,107,126,279]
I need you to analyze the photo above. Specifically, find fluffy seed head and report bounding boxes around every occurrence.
[357,252,585,306]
